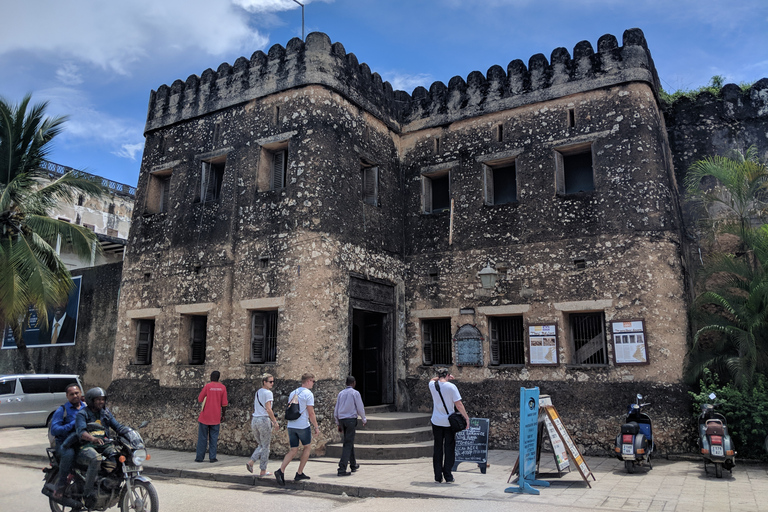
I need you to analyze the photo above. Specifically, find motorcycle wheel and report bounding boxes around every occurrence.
[120,481,159,512]
[715,462,723,478]
[625,460,635,473]
[46,469,81,512]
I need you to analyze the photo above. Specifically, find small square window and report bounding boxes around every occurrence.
[556,144,594,195]
[484,161,517,205]
[489,316,525,365]
[422,318,452,365]
[145,169,172,214]
[569,311,607,365]
[422,170,450,213]
[251,310,278,364]
[200,160,225,202]
[134,319,155,365]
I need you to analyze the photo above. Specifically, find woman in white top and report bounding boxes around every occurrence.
[246,374,279,476]
[429,368,469,483]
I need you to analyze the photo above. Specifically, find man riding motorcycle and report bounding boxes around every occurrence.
[47,382,86,499]
[76,387,130,503]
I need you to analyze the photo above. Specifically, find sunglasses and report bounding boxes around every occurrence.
[266,380,274,383]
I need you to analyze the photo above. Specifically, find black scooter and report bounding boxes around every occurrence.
[698,392,736,478]
[614,394,654,473]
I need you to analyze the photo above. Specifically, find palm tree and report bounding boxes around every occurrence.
[0,94,106,373]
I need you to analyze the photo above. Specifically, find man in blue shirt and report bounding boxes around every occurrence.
[48,382,85,498]
[333,376,367,476]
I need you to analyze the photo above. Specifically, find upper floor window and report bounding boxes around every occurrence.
[200,159,225,203]
[556,143,594,195]
[422,170,450,214]
[189,315,207,365]
[489,316,525,365]
[145,169,172,215]
[258,141,289,191]
[361,164,379,206]
[251,310,278,364]
[569,311,607,365]
[484,160,517,205]
[134,319,155,365]
[422,318,452,365]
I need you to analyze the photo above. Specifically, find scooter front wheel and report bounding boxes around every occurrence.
[625,460,635,473]
[715,462,723,478]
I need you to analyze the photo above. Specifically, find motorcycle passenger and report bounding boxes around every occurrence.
[47,383,86,499]
[76,387,129,502]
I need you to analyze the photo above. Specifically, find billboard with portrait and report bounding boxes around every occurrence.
[1,276,81,349]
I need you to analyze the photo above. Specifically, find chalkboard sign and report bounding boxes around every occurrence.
[453,418,489,473]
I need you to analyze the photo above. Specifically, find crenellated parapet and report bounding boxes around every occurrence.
[664,78,768,125]
[144,28,662,134]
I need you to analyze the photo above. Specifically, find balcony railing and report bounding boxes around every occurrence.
[38,159,136,198]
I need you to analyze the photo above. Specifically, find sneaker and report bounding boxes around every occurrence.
[337,470,351,477]
[210,458,219,463]
[294,472,311,481]
[350,464,360,472]
[445,477,455,483]
[275,469,285,486]
[194,459,204,463]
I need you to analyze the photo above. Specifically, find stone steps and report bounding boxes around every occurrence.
[324,407,433,460]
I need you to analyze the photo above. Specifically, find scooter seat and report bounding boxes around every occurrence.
[705,420,724,436]
[621,422,639,435]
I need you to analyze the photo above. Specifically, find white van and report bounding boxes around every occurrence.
[0,374,83,428]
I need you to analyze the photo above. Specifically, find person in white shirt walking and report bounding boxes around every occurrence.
[275,373,320,485]
[246,374,279,477]
[333,376,367,476]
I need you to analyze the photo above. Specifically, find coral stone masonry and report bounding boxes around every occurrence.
[109,28,768,456]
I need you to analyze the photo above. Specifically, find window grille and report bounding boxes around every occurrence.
[570,312,606,365]
[422,318,452,365]
[490,316,525,365]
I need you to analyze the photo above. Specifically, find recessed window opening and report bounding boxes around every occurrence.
[422,170,450,213]
[573,258,586,269]
[434,137,440,154]
[490,316,525,365]
[108,203,115,215]
[193,265,201,274]
[484,161,517,205]
[77,195,84,206]
[251,310,278,364]
[145,169,172,214]
[428,269,439,283]
[570,312,607,365]
[496,124,504,142]
[189,315,207,365]
[274,106,280,125]
[422,318,452,365]
[75,214,81,225]
[212,122,222,146]
[135,319,155,365]
[361,162,379,206]
[200,160,225,202]
[143,272,152,282]
[259,257,269,269]
[568,108,575,128]
[556,144,594,195]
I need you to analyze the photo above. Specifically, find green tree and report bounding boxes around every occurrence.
[0,94,105,373]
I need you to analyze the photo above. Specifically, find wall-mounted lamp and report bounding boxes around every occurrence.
[478,264,498,289]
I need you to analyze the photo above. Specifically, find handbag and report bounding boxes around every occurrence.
[434,381,467,432]
[285,389,301,420]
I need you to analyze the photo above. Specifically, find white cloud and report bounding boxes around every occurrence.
[234,0,331,13]
[113,143,145,161]
[384,72,434,93]
[55,63,83,86]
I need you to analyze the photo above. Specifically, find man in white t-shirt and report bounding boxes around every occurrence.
[429,368,469,483]
[275,372,320,485]
[246,373,279,477]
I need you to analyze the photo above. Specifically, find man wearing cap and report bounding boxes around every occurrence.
[428,368,469,484]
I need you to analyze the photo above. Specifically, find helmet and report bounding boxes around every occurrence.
[85,387,107,406]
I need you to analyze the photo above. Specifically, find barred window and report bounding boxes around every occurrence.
[570,312,607,365]
[422,318,452,365]
[251,311,278,364]
[489,316,525,365]
[135,319,155,365]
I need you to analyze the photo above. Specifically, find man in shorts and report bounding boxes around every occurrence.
[275,373,320,485]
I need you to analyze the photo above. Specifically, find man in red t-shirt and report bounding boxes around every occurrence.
[195,371,228,462]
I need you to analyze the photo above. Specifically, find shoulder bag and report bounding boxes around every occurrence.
[285,389,301,421]
[435,381,467,432]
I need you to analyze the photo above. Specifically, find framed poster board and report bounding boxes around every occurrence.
[611,319,648,365]
[528,324,558,366]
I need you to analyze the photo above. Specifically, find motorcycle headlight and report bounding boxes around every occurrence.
[132,449,147,466]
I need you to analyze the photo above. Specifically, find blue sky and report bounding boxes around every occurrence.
[1,0,766,187]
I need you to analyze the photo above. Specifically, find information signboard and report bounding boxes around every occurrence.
[505,387,549,495]
[453,417,489,473]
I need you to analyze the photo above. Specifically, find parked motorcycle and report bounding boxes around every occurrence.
[614,394,654,473]
[41,422,157,512]
[698,392,736,478]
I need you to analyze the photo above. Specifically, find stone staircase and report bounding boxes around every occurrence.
[324,405,433,460]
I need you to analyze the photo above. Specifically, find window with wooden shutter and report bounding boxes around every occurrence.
[200,160,225,202]
[250,310,278,363]
[555,143,594,195]
[270,149,287,190]
[135,319,155,365]
[189,316,207,365]
[421,170,450,213]
[422,321,433,365]
[362,166,379,206]
[489,316,524,365]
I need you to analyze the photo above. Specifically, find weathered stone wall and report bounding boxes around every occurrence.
[0,263,122,389]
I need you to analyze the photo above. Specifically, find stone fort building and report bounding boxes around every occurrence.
[109,28,768,455]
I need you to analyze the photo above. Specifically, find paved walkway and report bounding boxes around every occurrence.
[2,427,767,511]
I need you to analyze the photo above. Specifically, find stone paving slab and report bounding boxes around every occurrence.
[2,427,767,510]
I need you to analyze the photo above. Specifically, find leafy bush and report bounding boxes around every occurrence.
[660,75,755,103]
[690,369,768,460]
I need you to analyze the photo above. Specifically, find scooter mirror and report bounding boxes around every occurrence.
[709,393,717,400]
[636,394,643,401]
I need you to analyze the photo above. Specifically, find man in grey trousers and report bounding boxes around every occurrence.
[333,375,367,476]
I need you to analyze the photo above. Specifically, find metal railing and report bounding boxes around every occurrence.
[38,159,136,198]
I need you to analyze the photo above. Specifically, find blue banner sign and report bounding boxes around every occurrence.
[505,387,550,495]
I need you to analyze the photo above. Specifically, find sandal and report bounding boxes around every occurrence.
[259,472,272,478]
[245,463,253,474]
